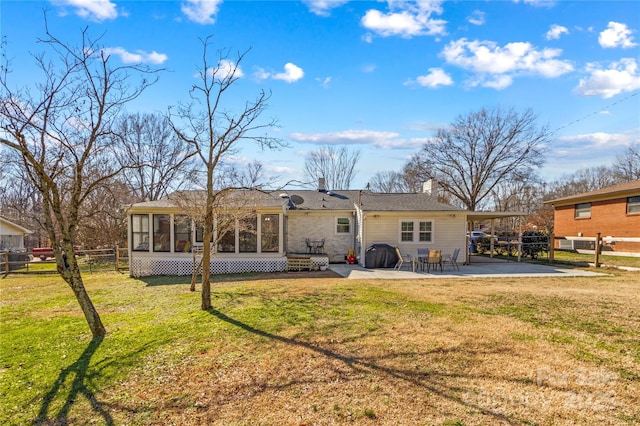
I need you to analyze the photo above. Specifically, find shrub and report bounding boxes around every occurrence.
[521,231,548,259]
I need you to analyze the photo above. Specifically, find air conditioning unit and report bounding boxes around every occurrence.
[558,239,574,250]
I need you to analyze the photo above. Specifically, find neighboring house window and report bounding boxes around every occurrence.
[153,214,170,252]
[336,217,351,234]
[400,220,434,243]
[239,216,258,253]
[627,196,640,214]
[261,214,279,252]
[401,221,414,241]
[575,203,591,219]
[131,214,149,251]
[174,215,192,252]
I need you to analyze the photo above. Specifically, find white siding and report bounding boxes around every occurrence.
[363,212,467,262]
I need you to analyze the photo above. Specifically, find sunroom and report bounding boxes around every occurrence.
[126,195,288,277]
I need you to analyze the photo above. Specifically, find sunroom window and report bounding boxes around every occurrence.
[261,214,279,252]
[153,214,170,252]
[174,215,191,252]
[131,214,149,251]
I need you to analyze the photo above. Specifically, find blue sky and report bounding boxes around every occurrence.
[2,0,639,189]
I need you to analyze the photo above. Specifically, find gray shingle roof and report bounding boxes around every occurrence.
[126,189,464,212]
[545,179,640,205]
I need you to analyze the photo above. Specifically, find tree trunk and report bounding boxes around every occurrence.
[190,257,203,292]
[58,254,106,338]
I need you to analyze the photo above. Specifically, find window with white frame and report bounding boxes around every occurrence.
[336,217,351,234]
[400,220,433,243]
[153,214,171,252]
[575,203,591,219]
[131,214,149,251]
[419,221,433,242]
[628,196,640,214]
[174,215,192,252]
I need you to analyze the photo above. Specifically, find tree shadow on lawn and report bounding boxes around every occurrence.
[136,269,342,287]
[35,338,149,425]
[206,307,522,424]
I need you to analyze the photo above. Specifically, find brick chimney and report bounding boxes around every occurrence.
[318,177,326,192]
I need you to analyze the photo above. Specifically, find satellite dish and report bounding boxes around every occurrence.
[290,194,304,205]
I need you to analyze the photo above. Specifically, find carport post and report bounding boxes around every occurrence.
[595,232,601,268]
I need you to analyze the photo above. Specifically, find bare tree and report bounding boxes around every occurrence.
[169,37,281,310]
[0,23,158,337]
[304,145,360,190]
[545,165,619,199]
[613,143,640,182]
[415,106,549,211]
[115,112,198,201]
[369,171,407,192]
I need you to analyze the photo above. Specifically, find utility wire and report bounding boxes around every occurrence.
[551,90,639,135]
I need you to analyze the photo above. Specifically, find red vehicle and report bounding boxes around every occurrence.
[32,247,54,261]
[31,246,82,261]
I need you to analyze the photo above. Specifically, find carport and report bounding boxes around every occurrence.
[466,211,527,264]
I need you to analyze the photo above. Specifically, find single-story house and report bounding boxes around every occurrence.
[544,179,640,253]
[0,216,32,251]
[126,179,523,277]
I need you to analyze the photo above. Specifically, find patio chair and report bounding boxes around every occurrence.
[427,250,442,272]
[442,248,461,271]
[394,246,415,271]
[417,247,430,271]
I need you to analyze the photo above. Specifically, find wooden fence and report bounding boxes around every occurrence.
[2,246,129,277]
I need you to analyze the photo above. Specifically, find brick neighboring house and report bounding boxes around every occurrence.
[544,180,640,253]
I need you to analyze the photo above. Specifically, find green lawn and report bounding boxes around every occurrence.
[1,270,639,425]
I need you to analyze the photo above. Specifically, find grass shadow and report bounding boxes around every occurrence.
[206,307,519,424]
[35,337,113,425]
[135,269,342,287]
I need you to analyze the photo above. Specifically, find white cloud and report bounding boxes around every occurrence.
[362,64,377,73]
[303,0,349,17]
[513,0,556,8]
[467,10,485,26]
[206,59,244,80]
[181,0,223,25]
[316,76,332,88]
[441,38,573,89]
[253,63,304,83]
[407,67,453,88]
[273,63,305,83]
[54,0,118,22]
[289,129,424,149]
[545,24,569,40]
[361,0,447,39]
[574,58,640,99]
[102,47,168,64]
[599,21,637,49]
[252,67,271,81]
[557,132,633,147]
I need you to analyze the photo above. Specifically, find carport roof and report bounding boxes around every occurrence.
[466,211,527,221]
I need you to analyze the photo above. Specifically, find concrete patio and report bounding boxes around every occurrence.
[329,257,607,279]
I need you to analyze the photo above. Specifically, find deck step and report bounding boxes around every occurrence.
[286,257,313,271]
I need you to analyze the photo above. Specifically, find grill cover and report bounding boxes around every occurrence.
[364,244,398,268]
